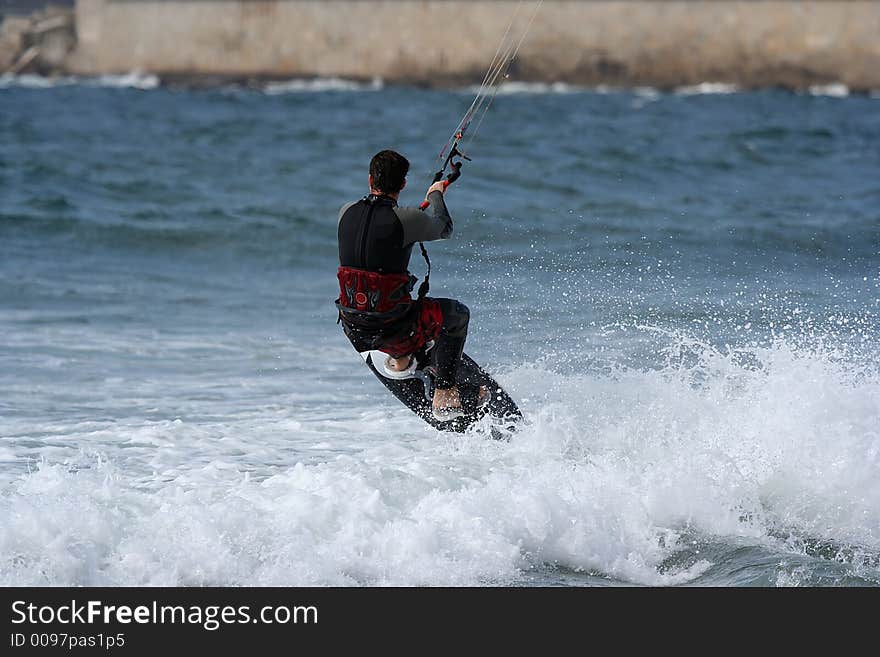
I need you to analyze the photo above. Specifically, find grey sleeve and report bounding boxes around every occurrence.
[396,191,454,245]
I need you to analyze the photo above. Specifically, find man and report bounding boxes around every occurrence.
[336,150,486,420]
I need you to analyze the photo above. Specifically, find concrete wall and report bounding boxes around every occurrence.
[66,0,880,90]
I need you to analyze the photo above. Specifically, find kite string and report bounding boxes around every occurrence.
[434,1,527,165]
[462,0,544,155]
[428,0,543,178]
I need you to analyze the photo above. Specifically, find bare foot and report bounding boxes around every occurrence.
[432,385,489,412]
[385,354,412,372]
[432,386,461,411]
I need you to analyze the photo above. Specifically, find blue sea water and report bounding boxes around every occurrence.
[1,76,878,586]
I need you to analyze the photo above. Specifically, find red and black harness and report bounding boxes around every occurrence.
[336,258,442,358]
[336,205,442,358]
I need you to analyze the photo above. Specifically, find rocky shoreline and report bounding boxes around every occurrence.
[0,6,75,76]
[3,1,879,93]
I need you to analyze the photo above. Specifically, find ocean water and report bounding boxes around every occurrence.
[1,77,878,586]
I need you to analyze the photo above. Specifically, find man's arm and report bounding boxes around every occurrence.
[396,190,453,244]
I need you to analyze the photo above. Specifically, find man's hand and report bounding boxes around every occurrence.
[424,180,447,202]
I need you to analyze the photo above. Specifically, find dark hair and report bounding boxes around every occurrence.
[369,150,409,195]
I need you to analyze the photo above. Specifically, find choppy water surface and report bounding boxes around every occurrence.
[1,77,878,586]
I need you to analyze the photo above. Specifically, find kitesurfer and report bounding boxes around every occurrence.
[335,150,487,420]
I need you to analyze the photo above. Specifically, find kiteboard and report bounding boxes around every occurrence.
[359,343,521,435]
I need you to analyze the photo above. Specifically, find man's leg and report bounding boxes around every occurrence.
[385,298,468,379]
[431,299,470,410]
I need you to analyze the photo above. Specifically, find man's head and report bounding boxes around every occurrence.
[369,150,409,197]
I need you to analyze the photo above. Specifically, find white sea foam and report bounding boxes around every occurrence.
[0,72,159,90]
[675,82,740,95]
[0,73,375,92]
[0,73,76,88]
[630,86,662,109]
[263,77,384,94]
[89,72,160,90]
[459,81,581,96]
[495,81,576,95]
[467,82,667,97]
[633,86,661,99]
[2,334,877,586]
[808,83,850,98]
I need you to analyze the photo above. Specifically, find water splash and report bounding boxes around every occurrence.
[3,331,876,586]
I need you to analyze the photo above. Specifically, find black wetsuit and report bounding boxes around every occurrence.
[337,191,469,390]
